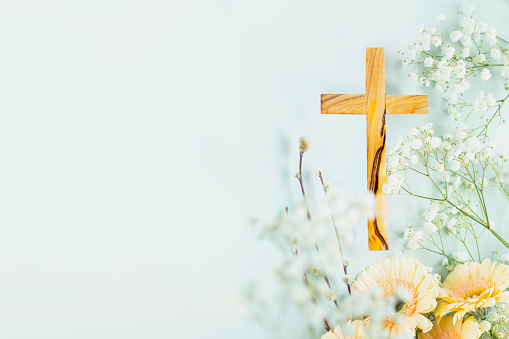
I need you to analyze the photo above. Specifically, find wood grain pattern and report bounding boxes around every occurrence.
[386,95,428,115]
[321,94,366,114]
[319,48,428,251]
[365,48,388,251]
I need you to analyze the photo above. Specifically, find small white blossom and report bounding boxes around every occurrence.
[461,48,470,58]
[408,127,419,137]
[480,320,491,333]
[434,163,445,172]
[449,160,461,171]
[423,209,437,222]
[480,69,492,81]
[407,239,420,250]
[442,45,455,60]
[430,137,442,148]
[448,219,458,230]
[424,57,434,68]
[403,228,413,239]
[453,251,469,262]
[491,48,502,60]
[486,93,496,106]
[464,4,475,14]
[432,36,441,47]
[422,122,433,132]
[411,139,423,150]
[413,230,423,240]
[475,54,486,64]
[424,222,437,234]
[449,31,462,42]
[460,35,472,47]
[437,13,446,22]
[486,28,497,45]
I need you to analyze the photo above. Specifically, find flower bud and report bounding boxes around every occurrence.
[299,136,310,152]
[342,275,352,284]
[309,267,323,277]
[324,288,336,301]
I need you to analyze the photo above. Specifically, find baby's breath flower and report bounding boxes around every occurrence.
[424,221,437,234]
[480,69,492,81]
[464,4,475,14]
[453,251,469,263]
[480,320,491,333]
[449,31,462,42]
[430,137,442,148]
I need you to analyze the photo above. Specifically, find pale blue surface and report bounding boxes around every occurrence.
[0,0,508,338]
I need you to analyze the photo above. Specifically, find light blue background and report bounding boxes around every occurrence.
[0,0,508,338]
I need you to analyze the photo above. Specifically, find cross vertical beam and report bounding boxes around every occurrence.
[366,48,388,250]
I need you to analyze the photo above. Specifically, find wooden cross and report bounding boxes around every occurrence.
[321,48,428,251]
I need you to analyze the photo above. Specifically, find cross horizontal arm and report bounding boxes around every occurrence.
[321,94,366,114]
[386,95,428,115]
[321,94,428,115]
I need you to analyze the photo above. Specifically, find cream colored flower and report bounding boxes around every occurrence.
[418,315,481,339]
[321,320,367,339]
[436,259,509,324]
[351,256,439,336]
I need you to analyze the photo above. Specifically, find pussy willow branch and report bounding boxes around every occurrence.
[286,206,331,332]
[298,151,339,308]
[318,172,351,295]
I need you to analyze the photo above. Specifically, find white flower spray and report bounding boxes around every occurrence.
[390,7,509,263]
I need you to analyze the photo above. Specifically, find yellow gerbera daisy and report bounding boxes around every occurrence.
[436,258,509,324]
[351,256,439,336]
[418,315,481,339]
[321,320,367,339]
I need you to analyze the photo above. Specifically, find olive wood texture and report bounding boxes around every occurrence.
[320,48,428,251]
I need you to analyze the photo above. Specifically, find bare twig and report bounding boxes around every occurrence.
[285,207,331,332]
[297,151,340,306]
[318,172,352,295]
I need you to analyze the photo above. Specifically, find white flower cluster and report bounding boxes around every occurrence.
[478,304,509,339]
[400,7,507,126]
[387,122,501,259]
[384,123,496,196]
